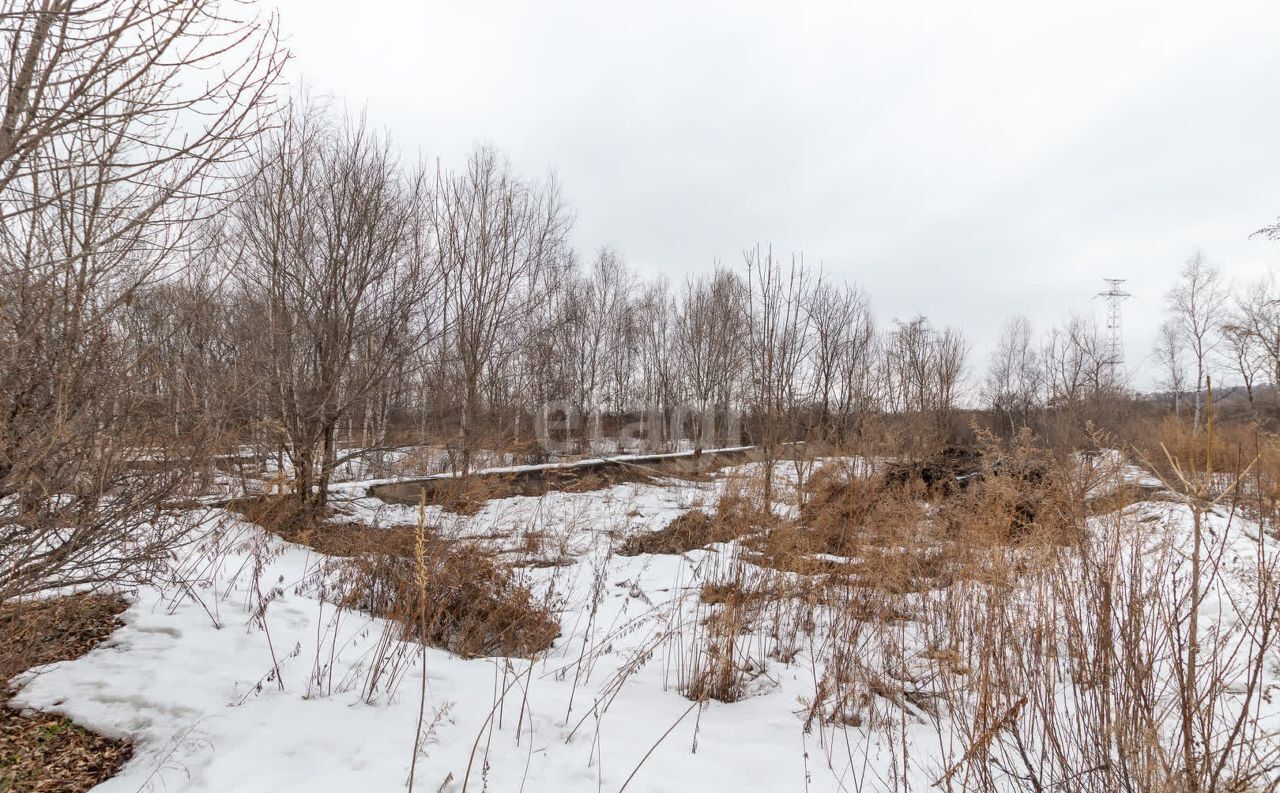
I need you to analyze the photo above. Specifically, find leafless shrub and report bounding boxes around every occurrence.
[0,0,283,599]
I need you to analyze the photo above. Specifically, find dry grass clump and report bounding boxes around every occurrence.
[226,494,329,535]
[853,546,952,594]
[762,434,1080,589]
[1136,415,1280,519]
[618,473,769,557]
[936,435,1080,546]
[795,465,926,555]
[617,510,739,556]
[699,578,771,607]
[679,561,774,704]
[1136,416,1260,482]
[232,499,559,659]
[745,462,938,591]
[681,639,769,704]
[698,574,840,612]
[799,463,887,523]
[1251,437,1280,516]
[336,532,559,658]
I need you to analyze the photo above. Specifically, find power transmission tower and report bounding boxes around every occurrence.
[1097,278,1132,386]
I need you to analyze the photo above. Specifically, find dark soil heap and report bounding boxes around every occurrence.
[883,446,987,494]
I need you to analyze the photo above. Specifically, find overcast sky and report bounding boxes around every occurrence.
[270,0,1280,388]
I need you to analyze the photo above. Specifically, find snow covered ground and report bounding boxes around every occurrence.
[9,459,1280,792]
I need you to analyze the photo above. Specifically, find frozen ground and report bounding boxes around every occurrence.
[9,459,1280,792]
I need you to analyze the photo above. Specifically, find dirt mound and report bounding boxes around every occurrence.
[883,446,985,494]
[799,445,1070,554]
[373,463,658,515]
[879,446,1058,534]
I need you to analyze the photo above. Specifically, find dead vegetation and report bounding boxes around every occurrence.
[664,413,1280,792]
[228,495,559,659]
[672,433,1089,712]
[617,510,736,556]
[882,445,985,493]
[0,710,132,793]
[334,533,559,658]
[0,594,129,681]
[734,434,1076,589]
[1,594,133,793]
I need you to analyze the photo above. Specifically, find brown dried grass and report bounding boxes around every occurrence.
[617,511,739,556]
[335,531,559,658]
[248,508,560,660]
[1,594,133,793]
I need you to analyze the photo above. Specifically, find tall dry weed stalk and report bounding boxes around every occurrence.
[654,424,1280,792]
[930,381,1280,792]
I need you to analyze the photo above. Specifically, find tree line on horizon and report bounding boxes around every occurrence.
[4,0,1280,596]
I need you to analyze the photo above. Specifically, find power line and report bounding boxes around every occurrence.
[1097,278,1132,385]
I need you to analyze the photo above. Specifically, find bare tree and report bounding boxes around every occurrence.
[633,277,678,452]
[743,245,813,501]
[0,0,283,600]
[121,238,251,474]
[934,326,969,434]
[588,249,638,433]
[883,316,968,449]
[1154,318,1189,416]
[1217,312,1263,411]
[1166,252,1227,428]
[675,267,745,455]
[806,279,872,440]
[1042,314,1110,409]
[984,314,1040,435]
[230,101,435,510]
[545,249,632,451]
[1232,274,1280,408]
[433,145,570,471]
[835,299,878,442]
